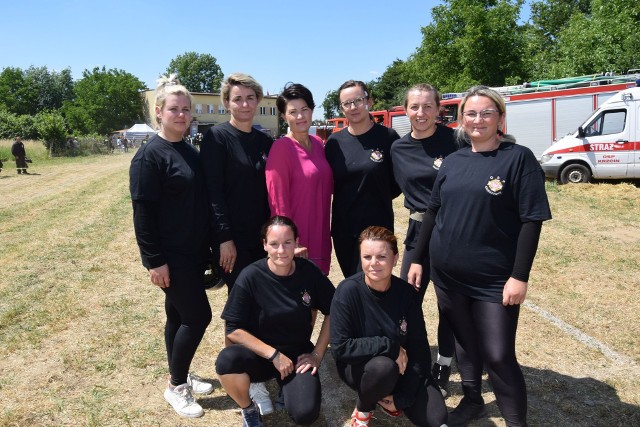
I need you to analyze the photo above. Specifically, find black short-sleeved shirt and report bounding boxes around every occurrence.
[129,134,209,269]
[200,122,273,246]
[325,124,401,238]
[222,258,335,355]
[330,273,430,410]
[428,143,552,301]
[391,125,459,246]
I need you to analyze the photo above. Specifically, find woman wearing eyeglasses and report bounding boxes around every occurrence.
[324,80,401,278]
[408,86,551,427]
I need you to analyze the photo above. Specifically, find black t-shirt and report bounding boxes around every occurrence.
[391,125,459,246]
[330,273,430,409]
[222,258,335,355]
[200,122,273,246]
[325,124,401,238]
[428,143,552,301]
[129,134,210,269]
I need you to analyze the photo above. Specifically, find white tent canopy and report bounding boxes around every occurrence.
[125,123,157,140]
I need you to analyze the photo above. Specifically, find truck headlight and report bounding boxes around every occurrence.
[540,154,553,164]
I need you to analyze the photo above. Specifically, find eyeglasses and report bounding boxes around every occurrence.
[462,109,499,119]
[341,97,367,109]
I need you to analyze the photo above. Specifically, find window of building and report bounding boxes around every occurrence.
[259,107,267,115]
[270,107,277,115]
[207,104,214,114]
[218,105,226,114]
[195,104,203,114]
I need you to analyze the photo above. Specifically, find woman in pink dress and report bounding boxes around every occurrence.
[266,83,333,275]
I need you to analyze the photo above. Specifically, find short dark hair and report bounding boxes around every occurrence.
[358,226,398,255]
[261,215,299,241]
[338,80,369,99]
[276,83,315,115]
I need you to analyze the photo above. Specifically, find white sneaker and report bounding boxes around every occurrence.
[249,382,273,415]
[187,373,214,395]
[164,383,204,418]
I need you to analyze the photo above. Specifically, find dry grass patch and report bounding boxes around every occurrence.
[1,152,638,426]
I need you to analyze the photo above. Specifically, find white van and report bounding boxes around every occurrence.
[540,85,639,183]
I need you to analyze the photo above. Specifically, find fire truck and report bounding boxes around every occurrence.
[439,72,640,159]
[327,72,640,161]
[327,106,411,137]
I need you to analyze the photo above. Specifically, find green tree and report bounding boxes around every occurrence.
[406,0,526,92]
[0,67,30,115]
[369,59,408,110]
[552,0,640,76]
[35,110,68,155]
[166,52,224,93]
[322,89,341,119]
[63,66,145,135]
[0,66,75,116]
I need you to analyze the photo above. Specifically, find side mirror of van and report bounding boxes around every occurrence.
[577,126,585,138]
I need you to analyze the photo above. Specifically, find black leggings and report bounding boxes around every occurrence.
[216,344,321,426]
[435,286,527,426]
[332,234,362,278]
[162,264,212,386]
[400,245,455,359]
[337,356,448,427]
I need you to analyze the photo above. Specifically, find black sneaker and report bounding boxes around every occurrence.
[448,397,487,426]
[241,401,264,427]
[432,363,451,397]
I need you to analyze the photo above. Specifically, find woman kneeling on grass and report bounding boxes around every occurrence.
[215,216,335,427]
[330,226,448,427]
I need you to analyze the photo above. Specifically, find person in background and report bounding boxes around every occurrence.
[391,83,460,397]
[408,86,552,426]
[266,83,333,275]
[215,216,334,427]
[199,72,275,414]
[324,80,400,278]
[11,136,28,175]
[129,75,213,418]
[330,226,447,427]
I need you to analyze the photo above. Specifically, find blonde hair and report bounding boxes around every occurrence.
[220,72,264,104]
[154,74,192,126]
[455,85,516,143]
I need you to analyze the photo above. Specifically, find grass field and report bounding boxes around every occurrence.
[0,142,638,426]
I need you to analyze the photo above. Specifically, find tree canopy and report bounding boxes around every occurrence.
[326,0,639,118]
[63,66,145,135]
[166,52,224,93]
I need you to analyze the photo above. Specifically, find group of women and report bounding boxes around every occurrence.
[130,72,550,427]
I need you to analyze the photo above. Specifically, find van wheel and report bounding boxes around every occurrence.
[560,164,591,184]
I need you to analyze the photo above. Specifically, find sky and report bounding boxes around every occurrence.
[1,0,441,120]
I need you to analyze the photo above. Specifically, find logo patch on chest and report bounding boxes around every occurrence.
[485,176,505,195]
[399,317,407,335]
[301,290,311,307]
[433,156,444,170]
[370,149,384,163]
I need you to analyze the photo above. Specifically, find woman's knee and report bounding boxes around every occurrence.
[215,346,247,375]
[365,356,398,380]
[288,401,320,426]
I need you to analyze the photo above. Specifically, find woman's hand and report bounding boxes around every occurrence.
[294,245,308,259]
[295,352,321,375]
[149,264,170,288]
[407,263,422,291]
[503,277,528,306]
[396,346,408,375]
[219,240,237,273]
[272,352,295,380]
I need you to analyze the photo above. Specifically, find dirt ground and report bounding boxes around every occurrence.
[0,152,638,426]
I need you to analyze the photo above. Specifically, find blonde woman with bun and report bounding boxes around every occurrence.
[130,75,212,418]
